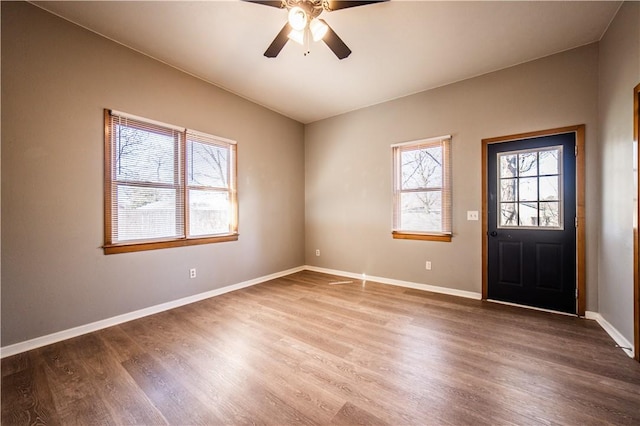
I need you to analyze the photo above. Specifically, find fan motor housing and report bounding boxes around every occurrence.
[285,0,324,18]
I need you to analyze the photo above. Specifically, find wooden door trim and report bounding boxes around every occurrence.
[481,125,586,316]
[634,83,639,361]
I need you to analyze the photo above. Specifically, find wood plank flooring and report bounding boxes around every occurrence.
[3,270,640,425]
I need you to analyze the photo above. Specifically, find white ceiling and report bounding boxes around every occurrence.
[33,1,621,124]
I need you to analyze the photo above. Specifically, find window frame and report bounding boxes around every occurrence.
[496,145,564,230]
[103,109,238,254]
[392,135,452,242]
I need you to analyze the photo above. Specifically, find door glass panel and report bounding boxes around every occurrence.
[500,179,517,202]
[497,146,563,229]
[500,154,518,178]
[539,202,560,227]
[500,203,518,226]
[519,202,538,226]
[519,152,538,177]
[519,177,538,201]
[539,149,560,175]
[539,176,559,200]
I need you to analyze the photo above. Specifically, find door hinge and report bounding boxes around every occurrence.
[575,145,578,156]
[576,289,578,299]
[575,217,578,228]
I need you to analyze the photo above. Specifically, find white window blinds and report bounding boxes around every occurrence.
[105,110,238,251]
[392,136,452,236]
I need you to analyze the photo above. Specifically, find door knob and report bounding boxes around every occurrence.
[489,231,498,237]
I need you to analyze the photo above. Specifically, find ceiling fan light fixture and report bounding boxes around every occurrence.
[309,18,328,41]
[287,28,305,45]
[288,6,307,31]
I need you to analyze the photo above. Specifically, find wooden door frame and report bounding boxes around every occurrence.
[481,125,586,316]
[634,83,639,361]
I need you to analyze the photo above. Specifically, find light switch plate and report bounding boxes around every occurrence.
[467,210,479,221]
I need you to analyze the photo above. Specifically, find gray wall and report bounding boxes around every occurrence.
[1,2,305,346]
[3,1,639,350]
[305,44,600,309]
[597,1,640,344]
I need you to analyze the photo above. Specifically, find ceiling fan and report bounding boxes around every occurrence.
[244,0,388,59]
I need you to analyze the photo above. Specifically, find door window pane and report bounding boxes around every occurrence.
[519,152,538,177]
[519,177,538,201]
[539,149,560,175]
[539,202,560,227]
[500,203,518,227]
[519,202,538,226]
[500,179,517,202]
[539,176,559,201]
[500,154,518,178]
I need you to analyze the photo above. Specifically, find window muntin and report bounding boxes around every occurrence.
[497,146,563,229]
[392,136,452,240]
[105,110,237,253]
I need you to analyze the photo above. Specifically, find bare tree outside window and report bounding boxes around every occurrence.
[400,146,443,231]
[113,123,181,241]
[187,137,233,236]
[393,136,452,239]
[105,110,238,253]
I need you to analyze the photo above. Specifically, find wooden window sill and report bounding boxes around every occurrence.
[392,231,452,242]
[104,234,239,254]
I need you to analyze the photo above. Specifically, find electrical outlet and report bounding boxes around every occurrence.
[425,261,432,270]
[189,268,196,279]
[315,249,320,256]
[467,210,479,221]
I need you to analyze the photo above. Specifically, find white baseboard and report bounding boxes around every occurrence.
[303,265,482,300]
[4,265,634,361]
[586,311,635,358]
[0,266,305,359]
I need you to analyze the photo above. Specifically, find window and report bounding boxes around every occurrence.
[497,146,563,229]
[104,110,237,254]
[392,135,452,241]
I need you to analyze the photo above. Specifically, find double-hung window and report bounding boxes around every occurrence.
[392,135,452,241]
[104,110,238,254]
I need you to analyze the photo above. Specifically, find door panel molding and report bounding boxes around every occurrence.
[482,125,586,316]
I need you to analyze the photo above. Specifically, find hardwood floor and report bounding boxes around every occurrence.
[3,270,640,425]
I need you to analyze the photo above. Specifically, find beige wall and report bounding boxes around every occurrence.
[1,2,305,346]
[597,1,640,344]
[305,44,600,308]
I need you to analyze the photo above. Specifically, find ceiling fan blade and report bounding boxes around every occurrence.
[320,19,351,59]
[323,0,388,11]
[264,23,292,58]
[242,0,285,8]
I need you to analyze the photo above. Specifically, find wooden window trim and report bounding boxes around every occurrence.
[392,136,452,241]
[103,234,239,255]
[634,82,639,362]
[392,231,452,242]
[103,109,238,254]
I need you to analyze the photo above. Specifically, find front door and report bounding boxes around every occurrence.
[486,132,577,314]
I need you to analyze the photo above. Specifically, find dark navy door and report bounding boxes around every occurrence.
[487,132,576,314]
